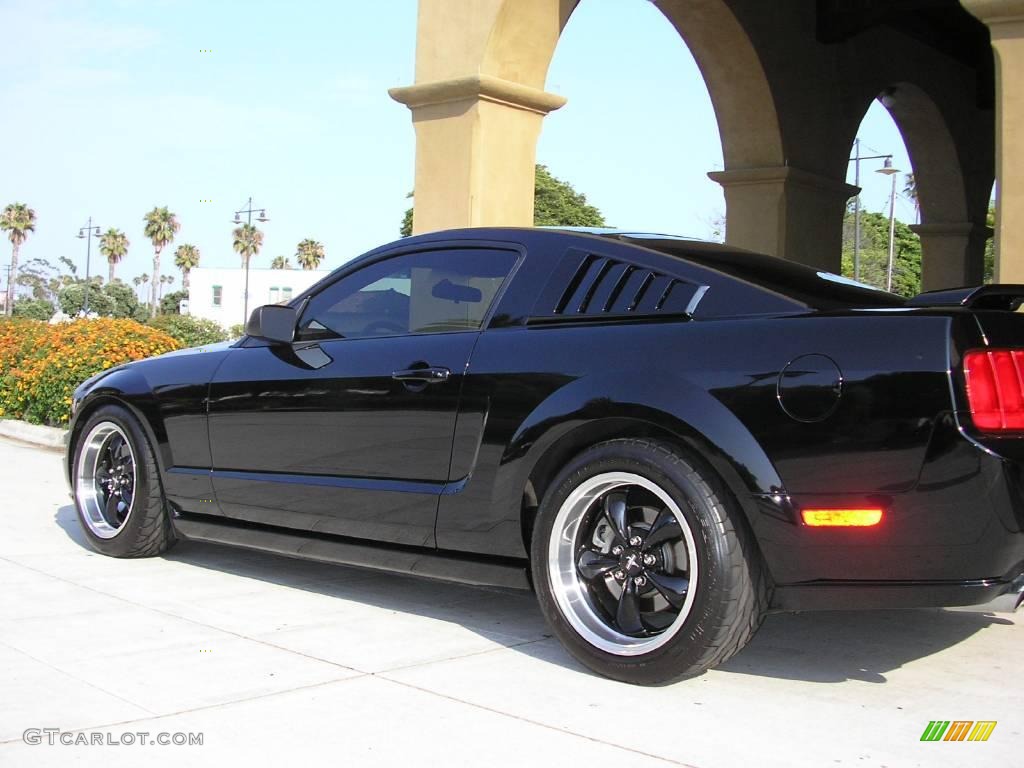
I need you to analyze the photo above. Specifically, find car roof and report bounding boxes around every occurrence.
[341,227,907,312]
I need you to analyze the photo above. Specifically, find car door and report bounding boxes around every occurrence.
[206,246,520,547]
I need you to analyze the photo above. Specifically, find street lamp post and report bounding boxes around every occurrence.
[848,141,894,283]
[77,218,102,315]
[876,157,902,292]
[232,197,269,326]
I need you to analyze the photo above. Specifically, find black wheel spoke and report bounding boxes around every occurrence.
[615,579,644,635]
[106,435,124,465]
[644,506,681,549]
[577,548,619,581]
[602,491,629,544]
[646,571,689,610]
[104,493,121,526]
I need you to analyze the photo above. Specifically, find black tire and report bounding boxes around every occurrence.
[71,404,176,558]
[530,438,769,685]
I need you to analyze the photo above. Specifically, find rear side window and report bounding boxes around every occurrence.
[297,248,517,341]
[530,249,706,322]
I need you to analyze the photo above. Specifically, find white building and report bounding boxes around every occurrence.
[188,267,332,329]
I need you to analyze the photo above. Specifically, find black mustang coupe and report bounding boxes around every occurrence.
[65,227,1024,684]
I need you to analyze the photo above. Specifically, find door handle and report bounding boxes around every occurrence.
[391,366,451,384]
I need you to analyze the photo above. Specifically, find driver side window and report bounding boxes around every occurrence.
[296,248,517,341]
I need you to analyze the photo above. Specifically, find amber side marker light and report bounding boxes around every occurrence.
[801,509,884,527]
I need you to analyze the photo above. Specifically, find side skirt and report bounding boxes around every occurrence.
[171,513,532,591]
[771,574,1024,612]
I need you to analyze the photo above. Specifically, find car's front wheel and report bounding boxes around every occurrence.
[531,438,769,685]
[72,404,175,558]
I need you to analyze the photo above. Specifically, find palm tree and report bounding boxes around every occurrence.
[1,202,37,313]
[142,206,180,317]
[903,173,920,224]
[173,244,200,290]
[98,228,129,284]
[270,255,291,269]
[158,274,175,302]
[133,273,149,301]
[296,239,325,270]
[232,223,264,271]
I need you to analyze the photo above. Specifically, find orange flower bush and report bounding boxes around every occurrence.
[0,317,181,426]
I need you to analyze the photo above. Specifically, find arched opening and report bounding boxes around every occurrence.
[843,96,920,295]
[480,0,784,245]
[538,0,724,237]
[844,83,987,293]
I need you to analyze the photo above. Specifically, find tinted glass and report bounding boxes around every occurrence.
[297,248,517,340]
[617,236,905,311]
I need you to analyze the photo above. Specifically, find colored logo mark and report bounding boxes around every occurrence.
[920,721,997,742]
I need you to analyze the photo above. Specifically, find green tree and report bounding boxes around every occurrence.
[841,208,921,297]
[296,239,325,270]
[58,280,115,316]
[400,207,414,238]
[98,227,130,284]
[102,280,140,319]
[270,255,292,269]
[533,164,605,227]
[143,206,180,317]
[16,257,64,303]
[173,243,200,290]
[399,165,605,237]
[232,223,264,271]
[1,202,37,313]
[160,289,188,315]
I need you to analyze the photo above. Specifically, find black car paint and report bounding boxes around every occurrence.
[66,228,1024,609]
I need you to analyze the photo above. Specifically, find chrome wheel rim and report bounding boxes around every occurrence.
[75,422,137,539]
[548,472,699,656]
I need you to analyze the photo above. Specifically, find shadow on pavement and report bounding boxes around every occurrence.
[55,504,1014,684]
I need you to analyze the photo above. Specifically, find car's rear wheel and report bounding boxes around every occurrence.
[72,405,175,558]
[531,438,769,685]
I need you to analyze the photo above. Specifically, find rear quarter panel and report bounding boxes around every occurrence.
[436,312,955,560]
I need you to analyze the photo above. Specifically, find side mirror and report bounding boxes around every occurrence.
[246,304,297,344]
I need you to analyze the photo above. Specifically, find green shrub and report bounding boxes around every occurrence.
[0,318,180,425]
[146,315,227,348]
[12,297,55,321]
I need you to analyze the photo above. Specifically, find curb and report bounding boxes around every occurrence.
[0,419,67,451]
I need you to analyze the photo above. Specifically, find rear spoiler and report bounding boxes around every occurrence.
[906,284,1024,311]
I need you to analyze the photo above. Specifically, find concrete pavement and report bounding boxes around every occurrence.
[0,436,1020,767]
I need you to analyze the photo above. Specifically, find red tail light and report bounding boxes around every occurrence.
[963,349,1024,431]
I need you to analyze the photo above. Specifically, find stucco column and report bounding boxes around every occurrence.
[708,167,858,272]
[389,76,565,234]
[911,222,992,290]
[962,0,1024,282]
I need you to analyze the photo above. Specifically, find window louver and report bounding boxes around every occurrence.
[532,250,707,322]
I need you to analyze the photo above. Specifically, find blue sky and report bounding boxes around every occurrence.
[0,0,918,287]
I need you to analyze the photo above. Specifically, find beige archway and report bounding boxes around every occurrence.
[880,83,989,288]
[389,0,789,254]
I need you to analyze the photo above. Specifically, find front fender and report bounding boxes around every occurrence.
[65,366,167,485]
